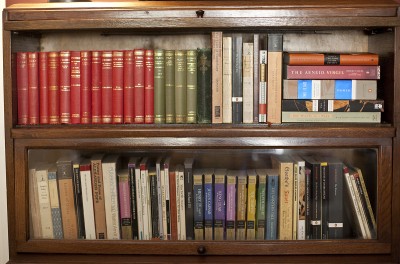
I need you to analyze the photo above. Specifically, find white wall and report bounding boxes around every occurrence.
[0,0,9,262]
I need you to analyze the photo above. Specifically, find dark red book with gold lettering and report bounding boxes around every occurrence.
[134,49,145,124]
[60,51,71,124]
[48,51,60,124]
[123,50,134,124]
[17,52,28,125]
[28,52,39,125]
[70,51,81,124]
[101,51,113,124]
[81,51,92,124]
[91,51,102,124]
[112,50,124,124]
[39,52,49,124]
[144,49,154,124]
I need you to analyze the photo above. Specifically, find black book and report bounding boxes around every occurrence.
[72,159,86,239]
[232,34,243,124]
[149,167,159,239]
[128,157,141,240]
[184,158,195,240]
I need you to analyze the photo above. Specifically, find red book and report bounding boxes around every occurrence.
[81,51,92,124]
[169,170,178,240]
[284,65,381,80]
[134,49,145,124]
[60,51,71,124]
[101,51,113,124]
[92,51,102,124]
[27,52,39,125]
[48,51,60,124]
[17,52,28,125]
[144,49,154,124]
[112,50,124,124]
[123,50,134,124]
[39,52,49,124]
[70,51,81,124]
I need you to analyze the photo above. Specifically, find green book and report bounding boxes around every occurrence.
[186,50,197,124]
[196,48,212,124]
[255,169,267,240]
[154,49,165,124]
[165,50,175,124]
[175,50,187,124]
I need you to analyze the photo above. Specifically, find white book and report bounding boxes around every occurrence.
[163,157,171,240]
[175,166,181,240]
[178,166,186,240]
[291,155,306,240]
[259,50,267,123]
[212,31,223,123]
[242,42,254,123]
[160,167,167,240]
[140,157,151,240]
[35,165,54,239]
[133,158,144,240]
[222,36,233,123]
[102,155,121,240]
[156,157,164,239]
[79,160,96,239]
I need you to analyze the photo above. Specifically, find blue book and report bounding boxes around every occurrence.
[203,168,214,240]
[266,169,279,240]
[193,169,204,240]
[214,169,227,240]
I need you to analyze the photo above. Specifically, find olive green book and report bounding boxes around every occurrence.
[154,49,166,124]
[165,50,175,123]
[196,48,212,124]
[186,50,197,123]
[175,50,187,124]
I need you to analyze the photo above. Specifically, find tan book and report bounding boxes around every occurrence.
[243,42,254,124]
[35,165,54,239]
[222,36,233,123]
[212,31,223,123]
[267,34,283,124]
[29,168,42,239]
[236,171,247,240]
[91,154,107,239]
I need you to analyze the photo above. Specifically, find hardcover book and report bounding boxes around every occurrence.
[128,157,141,240]
[91,51,102,124]
[39,52,49,124]
[232,34,243,124]
[70,51,81,124]
[259,49,267,123]
[284,65,380,80]
[28,52,39,125]
[197,48,212,124]
[59,51,71,124]
[149,168,159,238]
[112,50,124,124]
[48,51,60,124]
[17,52,28,125]
[175,50,187,124]
[281,99,384,112]
[243,42,254,124]
[165,50,175,124]
[176,165,186,240]
[169,168,178,240]
[186,50,198,124]
[72,160,86,239]
[212,31,223,124]
[162,157,172,240]
[156,157,164,240]
[267,33,283,124]
[184,158,195,240]
[134,49,145,124]
[154,49,166,124]
[144,49,155,124]
[284,52,379,66]
[101,51,113,124]
[204,168,214,240]
[123,50,134,124]
[214,168,227,240]
[193,169,204,240]
[282,111,381,123]
[80,51,92,124]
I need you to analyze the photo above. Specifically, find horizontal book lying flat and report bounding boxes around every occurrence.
[281,111,381,123]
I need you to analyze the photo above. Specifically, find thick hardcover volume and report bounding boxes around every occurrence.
[48,51,60,124]
[214,169,227,240]
[48,166,63,239]
[271,155,294,240]
[222,36,233,123]
[197,48,212,123]
[133,49,145,124]
[59,51,71,124]
[29,168,42,238]
[80,51,92,124]
[72,161,86,239]
[259,49,268,123]
[39,52,49,124]
[243,43,254,124]
[56,158,78,239]
[186,50,198,124]
[112,50,124,124]
[175,50,187,124]
[283,79,377,100]
[123,50,134,124]
[267,34,283,124]
[79,160,96,239]
[212,31,223,123]
[282,99,384,112]
[90,154,107,239]
[35,166,53,238]
[165,50,175,124]
[145,49,155,124]
[27,52,39,125]
[284,52,379,66]
[128,157,141,240]
[255,169,267,240]
[226,171,237,240]
[149,168,159,238]
[246,170,257,240]
[193,169,204,240]
[232,34,243,124]
[291,155,306,240]
[253,34,260,123]
[184,158,195,240]
[101,51,113,124]
[70,51,81,124]
[204,168,214,240]
[154,49,166,124]
[284,65,380,80]
[236,171,247,240]
[169,169,178,240]
[91,51,102,124]
[118,169,133,239]
[282,111,381,123]
[266,169,279,240]
[17,52,28,125]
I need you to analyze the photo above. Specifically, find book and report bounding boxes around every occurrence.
[283,79,377,100]
[128,157,141,240]
[291,155,306,240]
[101,51,113,124]
[91,51,102,124]
[70,51,81,124]
[47,166,63,239]
[282,111,381,123]
[59,51,71,124]
[226,170,237,240]
[267,33,283,124]
[39,52,49,124]
[162,157,171,240]
[281,99,384,112]
[123,50,134,124]
[212,31,223,124]
[118,169,133,240]
[140,157,151,240]
[72,160,86,239]
[175,50,187,124]
[232,34,243,124]
[197,48,212,124]
[204,168,214,240]
[169,168,178,240]
[242,42,254,124]
[304,167,312,239]
[193,169,204,240]
[79,159,96,239]
[214,168,226,240]
[184,158,195,240]
[176,165,186,240]
[29,168,41,238]
[222,36,233,124]
[35,164,54,238]
[246,169,257,240]
[149,168,159,238]
[284,65,380,80]
[154,49,166,124]
[80,51,92,124]
[259,49,267,123]
[144,49,154,124]
[17,52,28,125]
[134,49,145,124]
[265,169,278,240]
[112,50,124,124]
[236,170,247,240]
[255,169,267,240]
[319,159,329,239]
[28,52,39,125]
[156,157,164,240]
[165,50,175,124]
[283,52,379,66]
[253,34,260,123]
[186,50,198,124]
[90,154,107,239]
[48,51,60,124]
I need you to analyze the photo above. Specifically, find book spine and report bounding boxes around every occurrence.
[259,50,267,123]
[48,51,60,124]
[184,159,194,240]
[80,51,92,124]
[281,99,384,112]
[310,162,322,239]
[36,168,54,238]
[193,172,204,240]
[321,162,328,239]
[284,53,379,66]
[253,34,260,123]
[48,168,63,239]
[267,34,283,124]
[163,160,171,239]
[232,34,243,124]
[256,174,266,240]
[243,43,254,124]
[222,37,233,124]
[128,161,139,239]
[246,174,257,240]
[59,51,71,124]
[30,168,42,238]
[278,161,294,240]
[196,48,212,124]
[17,52,29,125]
[356,168,377,235]
[297,162,306,240]
[328,162,344,239]
[305,167,312,239]
[204,171,214,240]
[165,50,175,124]
[186,50,198,124]
[212,31,223,124]
[169,170,178,240]
[160,167,167,240]
[72,162,86,239]
[285,65,380,80]
[91,156,107,239]
[145,49,155,124]
[112,50,124,124]
[91,51,102,124]
[79,163,96,239]
[118,170,133,239]
[266,174,278,240]
[154,49,166,124]
[178,167,186,240]
[175,50,187,124]
[39,52,49,124]
[27,52,39,125]
[226,174,236,240]
[352,170,373,239]
[140,159,151,240]
[156,159,164,240]
[149,170,159,238]
[236,174,247,240]
[292,163,298,240]
[123,50,134,124]
[70,51,81,124]
[133,49,145,123]
[214,172,226,240]
[282,111,381,123]
[134,162,144,240]
[101,51,113,124]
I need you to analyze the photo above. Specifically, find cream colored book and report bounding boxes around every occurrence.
[212,31,223,123]
[222,36,233,123]
[242,42,254,124]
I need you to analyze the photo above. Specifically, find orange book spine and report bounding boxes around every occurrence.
[285,53,379,66]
